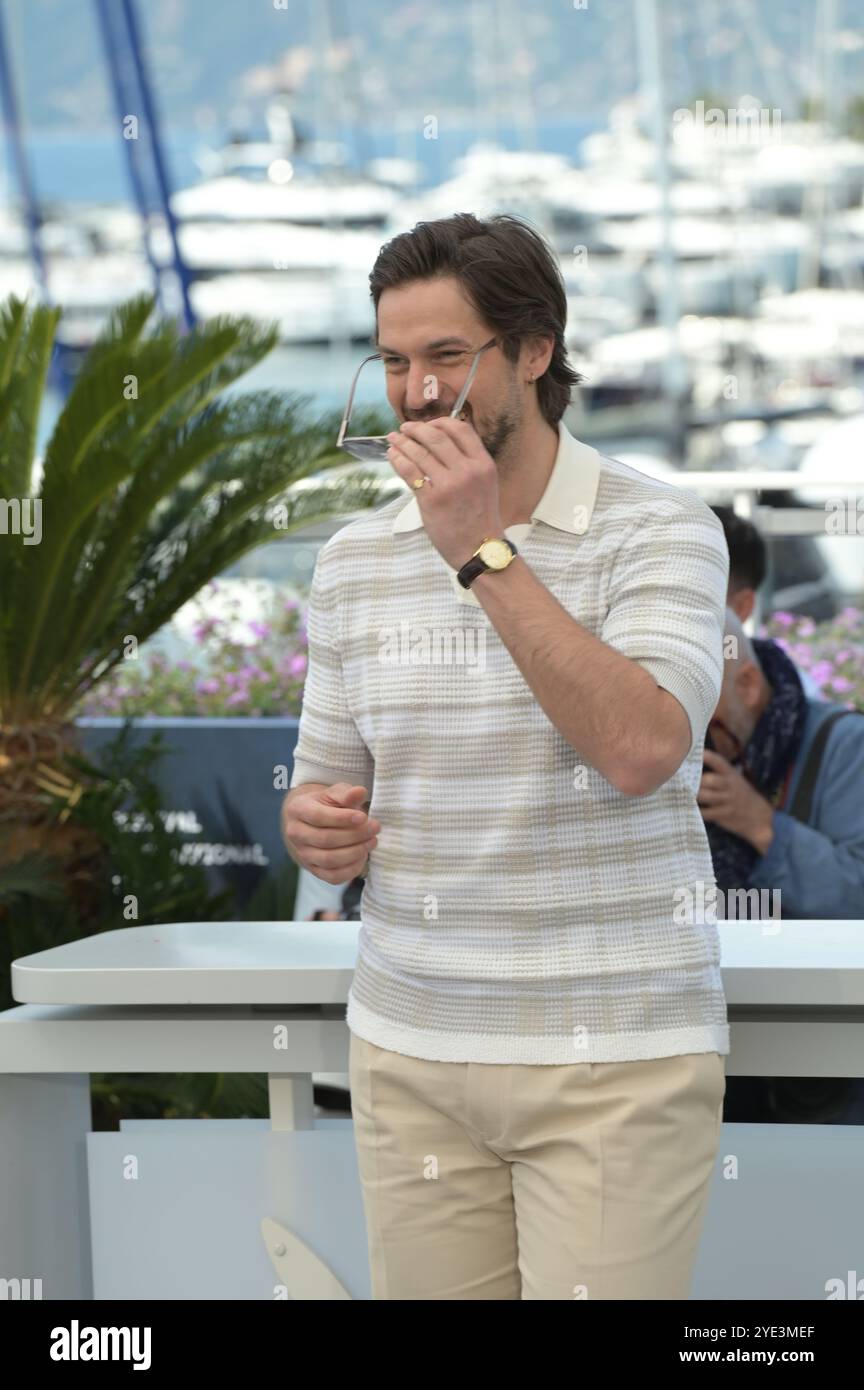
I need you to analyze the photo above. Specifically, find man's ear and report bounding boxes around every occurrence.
[738,658,764,708]
[526,332,554,379]
[730,588,756,623]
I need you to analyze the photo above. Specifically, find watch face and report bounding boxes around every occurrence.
[479,539,512,569]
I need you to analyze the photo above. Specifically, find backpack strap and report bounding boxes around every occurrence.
[786,709,863,824]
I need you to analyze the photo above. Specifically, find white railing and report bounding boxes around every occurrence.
[666,471,860,529]
[662,471,863,629]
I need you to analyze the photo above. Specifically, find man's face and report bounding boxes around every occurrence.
[375,276,525,461]
[710,657,762,758]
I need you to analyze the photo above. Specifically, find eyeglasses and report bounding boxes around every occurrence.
[336,336,498,462]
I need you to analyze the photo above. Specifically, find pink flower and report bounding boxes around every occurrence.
[830,676,855,693]
[810,661,835,685]
[248,621,271,640]
[288,654,307,676]
[772,611,795,627]
[196,678,220,695]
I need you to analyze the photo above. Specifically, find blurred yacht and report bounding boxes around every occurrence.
[176,94,405,231]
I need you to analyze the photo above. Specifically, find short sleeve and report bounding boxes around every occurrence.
[599,496,729,755]
[289,539,375,791]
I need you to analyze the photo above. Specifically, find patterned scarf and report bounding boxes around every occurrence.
[705,637,809,895]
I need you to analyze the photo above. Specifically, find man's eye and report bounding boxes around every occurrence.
[382,352,464,370]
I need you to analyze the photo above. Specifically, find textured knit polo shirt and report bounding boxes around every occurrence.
[289,420,731,1064]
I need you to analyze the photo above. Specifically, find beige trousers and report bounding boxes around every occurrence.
[348,1031,725,1300]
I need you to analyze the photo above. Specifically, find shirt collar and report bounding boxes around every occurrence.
[391,419,601,536]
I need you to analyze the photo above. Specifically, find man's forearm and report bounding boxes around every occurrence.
[471,556,687,795]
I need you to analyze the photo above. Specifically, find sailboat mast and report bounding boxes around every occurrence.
[634,0,687,459]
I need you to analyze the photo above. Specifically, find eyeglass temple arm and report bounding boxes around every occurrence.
[451,337,497,416]
[337,352,382,446]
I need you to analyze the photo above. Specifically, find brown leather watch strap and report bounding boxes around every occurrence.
[456,538,517,589]
[456,554,488,589]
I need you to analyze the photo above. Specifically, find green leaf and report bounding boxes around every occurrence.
[0,291,383,726]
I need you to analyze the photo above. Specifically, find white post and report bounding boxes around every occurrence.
[635,0,688,459]
[268,1072,315,1130]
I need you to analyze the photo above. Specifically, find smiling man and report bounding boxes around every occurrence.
[281,212,730,1301]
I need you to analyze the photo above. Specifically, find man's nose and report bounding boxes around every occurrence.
[402,363,446,418]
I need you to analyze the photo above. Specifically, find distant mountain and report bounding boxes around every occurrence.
[8,0,864,137]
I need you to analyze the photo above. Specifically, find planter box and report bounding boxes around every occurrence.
[75,717,336,919]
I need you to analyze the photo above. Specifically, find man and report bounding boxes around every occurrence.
[281,212,730,1300]
[710,504,823,699]
[699,607,864,918]
[699,607,864,1122]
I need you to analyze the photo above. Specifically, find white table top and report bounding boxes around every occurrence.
[11,921,360,1006]
[8,919,864,1009]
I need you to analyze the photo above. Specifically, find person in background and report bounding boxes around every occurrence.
[710,504,824,700]
[309,876,364,922]
[339,875,364,921]
[700,606,864,1122]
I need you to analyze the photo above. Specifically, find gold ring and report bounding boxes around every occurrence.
[411,475,430,490]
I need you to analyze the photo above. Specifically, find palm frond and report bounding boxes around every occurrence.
[0,292,387,726]
[8,446,138,708]
[41,330,178,489]
[0,294,29,394]
[0,300,60,497]
[51,391,314,657]
[83,292,158,368]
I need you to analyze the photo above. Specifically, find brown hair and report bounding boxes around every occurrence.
[368,212,583,427]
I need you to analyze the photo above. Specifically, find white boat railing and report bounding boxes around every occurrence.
[662,471,864,629]
[667,471,861,530]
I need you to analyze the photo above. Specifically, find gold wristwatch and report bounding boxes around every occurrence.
[456,537,518,589]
